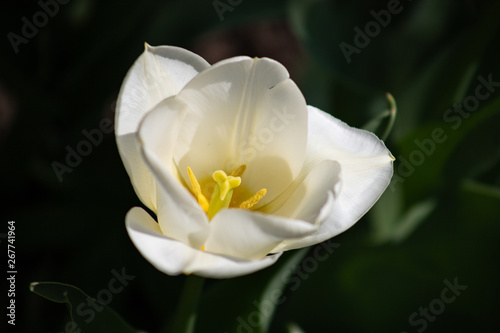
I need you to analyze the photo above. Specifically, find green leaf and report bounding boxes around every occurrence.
[279,181,500,331]
[459,179,500,222]
[370,178,404,243]
[396,93,500,202]
[258,248,309,332]
[461,179,500,200]
[196,248,309,333]
[390,197,437,243]
[371,190,436,244]
[287,0,474,92]
[30,281,137,333]
[394,8,499,140]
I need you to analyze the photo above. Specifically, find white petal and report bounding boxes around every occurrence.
[126,207,281,278]
[115,45,210,210]
[266,159,342,222]
[138,98,209,249]
[305,106,394,170]
[173,57,308,205]
[277,106,393,250]
[204,209,317,261]
[116,44,210,137]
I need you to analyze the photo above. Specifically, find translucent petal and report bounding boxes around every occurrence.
[115,45,209,210]
[204,209,317,260]
[273,106,394,250]
[138,98,209,249]
[126,207,281,278]
[266,159,342,222]
[173,57,308,205]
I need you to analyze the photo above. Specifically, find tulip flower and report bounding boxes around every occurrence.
[115,44,394,278]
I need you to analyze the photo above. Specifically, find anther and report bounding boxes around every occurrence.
[187,167,209,212]
[239,189,267,209]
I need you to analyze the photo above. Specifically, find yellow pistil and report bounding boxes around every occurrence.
[212,170,241,201]
[239,189,267,209]
[186,165,267,219]
[187,167,209,212]
[208,170,241,219]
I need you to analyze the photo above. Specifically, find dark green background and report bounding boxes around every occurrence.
[1,0,499,332]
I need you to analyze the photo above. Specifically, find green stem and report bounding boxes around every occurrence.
[165,275,205,333]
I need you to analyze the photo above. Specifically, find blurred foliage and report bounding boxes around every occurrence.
[30,281,136,332]
[1,0,499,332]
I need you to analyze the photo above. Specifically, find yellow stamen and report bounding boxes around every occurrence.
[239,189,267,209]
[187,167,209,212]
[186,165,266,219]
[230,164,247,177]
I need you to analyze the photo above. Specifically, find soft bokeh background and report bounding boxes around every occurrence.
[2,0,499,332]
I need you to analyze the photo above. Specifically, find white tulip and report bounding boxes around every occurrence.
[115,44,394,278]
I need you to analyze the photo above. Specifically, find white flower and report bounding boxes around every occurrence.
[115,44,394,279]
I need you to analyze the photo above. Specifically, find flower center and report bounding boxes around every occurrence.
[187,165,267,220]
